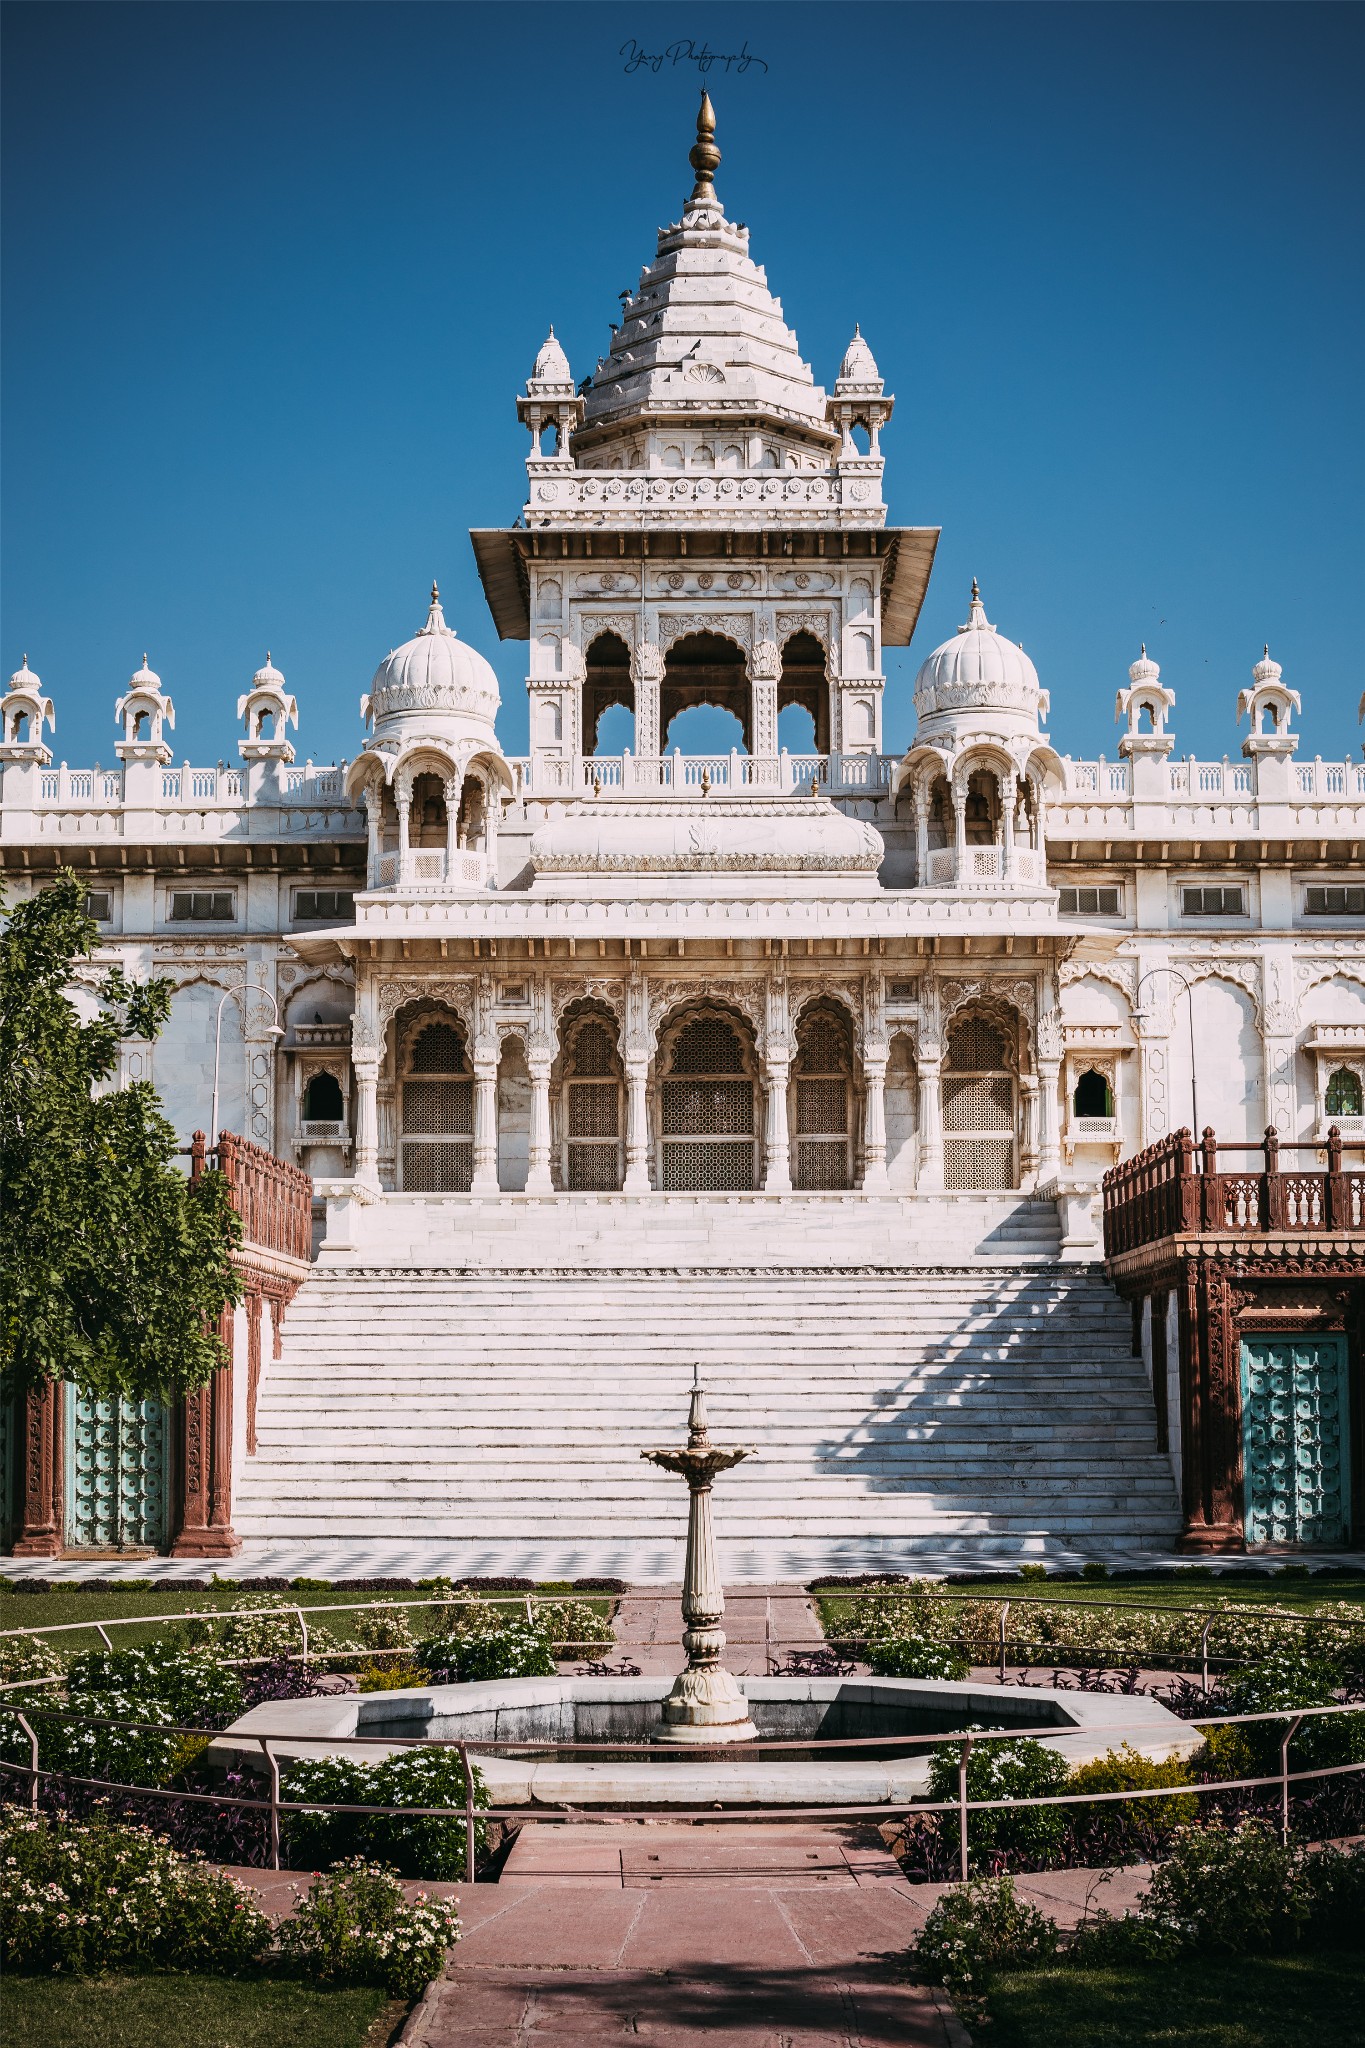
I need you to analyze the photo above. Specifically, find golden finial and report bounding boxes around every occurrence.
[431,580,440,605]
[970,577,980,604]
[688,89,720,204]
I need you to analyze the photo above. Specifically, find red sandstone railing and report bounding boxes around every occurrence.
[188,1129,313,1263]
[1103,1125,1365,1255]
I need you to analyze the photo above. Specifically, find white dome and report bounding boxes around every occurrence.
[364,585,500,737]
[913,582,1044,725]
[128,653,162,691]
[252,652,287,689]
[530,328,572,387]
[837,325,880,384]
[8,654,40,693]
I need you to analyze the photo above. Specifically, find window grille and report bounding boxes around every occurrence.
[571,1021,617,1076]
[1058,885,1121,915]
[660,1013,755,1189]
[669,1015,746,1074]
[84,891,112,921]
[294,890,356,923]
[563,1017,623,1190]
[946,1017,1007,1072]
[401,1140,472,1193]
[410,1021,468,1073]
[798,1014,851,1074]
[1306,886,1365,916]
[401,1018,473,1191]
[945,1138,1014,1191]
[943,1013,1015,1189]
[169,891,234,922]
[1181,885,1245,916]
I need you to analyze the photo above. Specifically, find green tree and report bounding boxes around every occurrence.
[0,870,241,1401]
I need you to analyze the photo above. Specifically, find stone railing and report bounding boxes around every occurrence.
[1103,1126,1365,1255]
[924,844,1047,887]
[190,1129,314,1263]
[1059,753,1365,810]
[522,461,884,518]
[28,761,356,811]
[371,849,488,890]
[509,751,897,800]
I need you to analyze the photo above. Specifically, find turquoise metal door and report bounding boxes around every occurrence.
[67,1395,169,1549]
[1240,1337,1351,1546]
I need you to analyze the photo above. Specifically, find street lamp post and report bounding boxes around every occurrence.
[1135,966,1199,1146]
[210,983,285,1148]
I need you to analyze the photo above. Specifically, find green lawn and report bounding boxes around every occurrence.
[0,1974,404,2048]
[0,1579,615,1648]
[981,1952,1365,2048]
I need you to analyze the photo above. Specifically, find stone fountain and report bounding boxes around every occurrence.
[641,1369,758,1745]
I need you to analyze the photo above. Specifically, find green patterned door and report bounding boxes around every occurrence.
[1240,1338,1351,1546]
[66,1395,169,1549]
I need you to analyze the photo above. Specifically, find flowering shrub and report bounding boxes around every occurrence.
[416,1623,557,1683]
[1070,1818,1314,1963]
[1063,1744,1198,1861]
[275,1858,461,1999]
[0,1643,245,1792]
[282,1744,488,1878]
[182,1593,349,1664]
[866,1631,968,1681]
[0,1804,271,1974]
[835,1584,1365,1678]
[66,1644,244,1729]
[925,1736,1070,1866]
[913,1873,1058,1992]
[0,1633,67,1689]
[1222,1650,1365,1773]
[347,1603,417,1653]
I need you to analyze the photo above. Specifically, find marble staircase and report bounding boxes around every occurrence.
[235,1238,1182,1555]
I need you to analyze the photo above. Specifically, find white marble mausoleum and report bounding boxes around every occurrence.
[4,99,1363,1570]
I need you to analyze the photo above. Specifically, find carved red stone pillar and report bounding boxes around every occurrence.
[246,1288,263,1456]
[13,1380,64,1557]
[1177,1258,1243,1552]
[170,1304,241,1558]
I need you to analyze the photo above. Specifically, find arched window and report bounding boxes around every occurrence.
[793,1005,854,1189]
[1325,1067,1363,1118]
[303,1072,344,1122]
[563,1015,623,1190]
[660,1011,756,1190]
[400,1016,472,1191]
[412,772,447,847]
[1072,1069,1113,1119]
[943,1013,1016,1190]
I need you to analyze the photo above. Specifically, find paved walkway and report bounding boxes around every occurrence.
[7,1541,1360,1584]
[231,1823,1156,2045]
[612,1585,827,1675]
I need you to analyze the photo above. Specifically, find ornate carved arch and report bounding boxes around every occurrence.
[648,978,765,1048]
[789,981,864,1056]
[656,613,753,658]
[552,980,626,1029]
[1059,957,1138,1006]
[941,976,1036,1062]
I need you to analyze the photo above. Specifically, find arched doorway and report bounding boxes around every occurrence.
[584,631,633,754]
[661,633,749,751]
[399,1014,473,1192]
[943,1010,1017,1190]
[658,1008,757,1190]
[779,631,829,754]
[560,1011,624,1190]
[792,1003,855,1189]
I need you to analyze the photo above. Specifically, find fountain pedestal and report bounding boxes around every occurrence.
[643,1377,757,1745]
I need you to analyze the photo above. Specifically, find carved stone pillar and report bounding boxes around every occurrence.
[363,784,382,887]
[913,788,928,888]
[1000,770,1017,877]
[526,1050,553,1193]
[1037,1059,1063,1180]
[763,1046,792,1193]
[354,1056,380,1186]
[472,1048,499,1193]
[12,1380,63,1557]
[624,1054,651,1192]
[444,774,461,881]
[396,795,411,885]
[861,1044,890,1192]
[953,791,967,879]
[631,642,663,761]
[1018,1073,1041,1184]
[917,1053,944,1190]
[749,641,781,761]
[171,1306,240,1558]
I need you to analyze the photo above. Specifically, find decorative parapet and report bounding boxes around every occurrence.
[1103,1125,1365,1258]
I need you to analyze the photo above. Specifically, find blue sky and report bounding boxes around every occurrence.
[3,1,1362,769]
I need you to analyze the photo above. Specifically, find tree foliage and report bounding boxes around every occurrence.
[0,870,241,1401]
